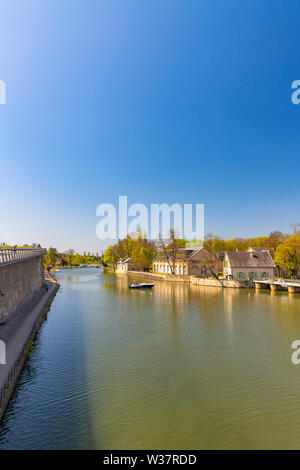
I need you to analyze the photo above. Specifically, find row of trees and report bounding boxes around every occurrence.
[102,233,157,271]
[102,229,189,272]
[44,248,101,267]
[203,231,285,252]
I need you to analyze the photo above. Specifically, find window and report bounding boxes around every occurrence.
[201,268,207,276]
[248,272,257,279]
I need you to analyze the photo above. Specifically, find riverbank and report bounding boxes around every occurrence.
[117,270,253,288]
[0,272,59,420]
[55,265,101,269]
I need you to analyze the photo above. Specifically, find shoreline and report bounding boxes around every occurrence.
[114,269,253,288]
[0,272,59,420]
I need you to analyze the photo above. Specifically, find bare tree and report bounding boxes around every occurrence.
[202,252,220,280]
[159,233,174,274]
[291,223,300,234]
[170,229,177,275]
[158,229,182,275]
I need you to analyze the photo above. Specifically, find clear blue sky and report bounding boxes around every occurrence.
[0,0,299,253]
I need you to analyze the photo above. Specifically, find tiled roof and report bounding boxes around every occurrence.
[153,248,202,262]
[225,251,276,268]
[117,258,133,264]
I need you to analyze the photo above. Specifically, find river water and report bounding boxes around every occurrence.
[1,268,300,449]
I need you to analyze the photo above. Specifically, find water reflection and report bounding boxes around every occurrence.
[1,270,300,449]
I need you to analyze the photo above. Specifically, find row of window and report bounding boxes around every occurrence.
[153,264,188,275]
[153,264,209,276]
[237,272,269,279]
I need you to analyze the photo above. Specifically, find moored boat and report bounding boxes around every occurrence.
[129,282,155,289]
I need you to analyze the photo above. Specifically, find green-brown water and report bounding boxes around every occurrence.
[1,268,300,449]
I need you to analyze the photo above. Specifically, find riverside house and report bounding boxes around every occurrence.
[223,250,276,280]
[152,247,222,276]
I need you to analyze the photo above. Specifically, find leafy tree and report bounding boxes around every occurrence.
[123,236,137,258]
[275,235,300,276]
[65,249,75,266]
[46,247,58,266]
[274,235,300,278]
[103,245,120,267]
[268,231,285,250]
[132,239,157,271]
[103,233,157,271]
[224,238,239,251]
[75,253,84,265]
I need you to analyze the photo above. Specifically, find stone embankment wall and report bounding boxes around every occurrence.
[0,257,44,321]
[0,271,59,420]
[190,276,253,288]
[124,271,190,282]
[124,270,253,288]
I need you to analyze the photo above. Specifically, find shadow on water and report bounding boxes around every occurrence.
[0,268,97,450]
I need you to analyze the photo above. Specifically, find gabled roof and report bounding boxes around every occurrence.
[153,248,203,262]
[117,258,133,264]
[225,250,276,268]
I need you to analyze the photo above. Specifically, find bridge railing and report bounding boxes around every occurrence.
[0,248,47,265]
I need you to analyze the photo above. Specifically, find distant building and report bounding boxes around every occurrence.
[116,258,134,273]
[152,247,222,276]
[223,250,276,280]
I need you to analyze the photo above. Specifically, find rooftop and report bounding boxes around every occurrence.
[154,248,202,261]
[225,250,276,268]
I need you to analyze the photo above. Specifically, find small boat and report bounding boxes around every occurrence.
[129,282,155,289]
[50,268,60,273]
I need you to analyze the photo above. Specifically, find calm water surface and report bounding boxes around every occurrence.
[1,268,300,449]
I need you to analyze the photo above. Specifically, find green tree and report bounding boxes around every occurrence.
[103,245,120,267]
[47,247,58,266]
[66,249,75,266]
[132,241,157,271]
[267,231,285,250]
[274,235,300,278]
[75,253,84,265]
